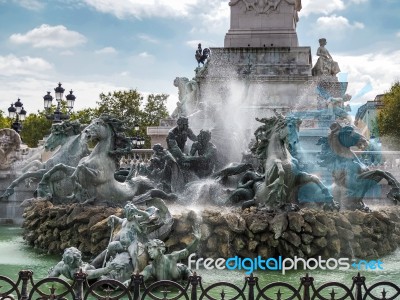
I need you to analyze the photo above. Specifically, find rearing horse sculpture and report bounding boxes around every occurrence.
[37,115,154,205]
[252,114,335,210]
[318,122,400,211]
[0,120,90,201]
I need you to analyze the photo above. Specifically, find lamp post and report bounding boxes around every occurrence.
[131,122,145,149]
[8,98,27,133]
[43,82,76,123]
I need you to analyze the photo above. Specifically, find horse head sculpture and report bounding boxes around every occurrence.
[252,114,335,211]
[45,120,83,152]
[319,122,400,211]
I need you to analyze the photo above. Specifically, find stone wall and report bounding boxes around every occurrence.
[22,200,400,260]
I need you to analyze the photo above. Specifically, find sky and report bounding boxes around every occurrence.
[0,0,399,117]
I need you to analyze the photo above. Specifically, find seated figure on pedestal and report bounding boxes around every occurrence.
[167,117,197,154]
[188,130,218,178]
[312,38,341,77]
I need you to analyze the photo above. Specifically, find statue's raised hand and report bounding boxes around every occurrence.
[108,215,116,227]
[192,224,201,241]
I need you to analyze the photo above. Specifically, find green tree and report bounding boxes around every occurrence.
[96,89,169,147]
[377,81,400,148]
[19,112,52,148]
[97,89,143,131]
[141,94,169,147]
[0,110,11,129]
[142,94,169,126]
[1,89,169,148]
[70,107,99,125]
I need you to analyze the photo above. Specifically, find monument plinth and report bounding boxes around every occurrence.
[224,0,302,47]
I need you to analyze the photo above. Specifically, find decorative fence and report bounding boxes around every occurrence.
[1,271,399,300]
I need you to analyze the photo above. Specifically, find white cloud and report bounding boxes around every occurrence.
[0,54,53,77]
[9,24,87,48]
[12,0,44,10]
[138,34,159,44]
[300,0,345,17]
[315,15,365,32]
[138,52,152,58]
[397,31,400,38]
[95,47,117,54]
[194,1,230,38]
[60,50,74,56]
[300,0,369,16]
[0,78,131,117]
[82,0,200,19]
[333,51,400,106]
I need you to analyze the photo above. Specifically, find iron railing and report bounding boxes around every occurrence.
[0,271,399,300]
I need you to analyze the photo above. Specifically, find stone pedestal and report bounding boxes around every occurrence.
[195,46,312,129]
[225,0,302,47]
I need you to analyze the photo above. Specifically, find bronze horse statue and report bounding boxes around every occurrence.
[1,120,90,201]
[318,122,400,211]
[250,114,335,211]
[36,115,154,205]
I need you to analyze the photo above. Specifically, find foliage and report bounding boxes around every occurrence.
[0,110,11,129]
[97,89,143,131]
[97,89,169,147]
[2,89,169,148]
[141,94,169,146]
[19,112,52,148]
[70,108,99,125]
[142,94,169,126]
[377,81,400,147]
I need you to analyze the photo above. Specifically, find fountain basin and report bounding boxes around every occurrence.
[22,200,400,260]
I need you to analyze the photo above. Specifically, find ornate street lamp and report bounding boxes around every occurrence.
[44,82,76,123]
[131,123,145,149]
[8,98,27,133]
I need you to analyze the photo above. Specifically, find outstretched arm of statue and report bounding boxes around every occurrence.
[140,265,154,282]
[186,225,201,254]
[203,145,217,161]
[190,142,199,156]
[47,262,64,277]
[132,207,152,222]
[188,129,198,142]
[170,225,201,261]
[108,215,124,226]
[85,264,114,280]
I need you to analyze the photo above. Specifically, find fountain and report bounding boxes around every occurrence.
[1,0,400,290]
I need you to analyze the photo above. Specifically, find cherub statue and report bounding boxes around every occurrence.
[140,226,200,281]
[102,202,159,270]
[48,247,113,280]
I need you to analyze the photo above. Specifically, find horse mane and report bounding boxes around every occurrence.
[252,115,301,161]
[98,114,132,166]
[50,120,83,136]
